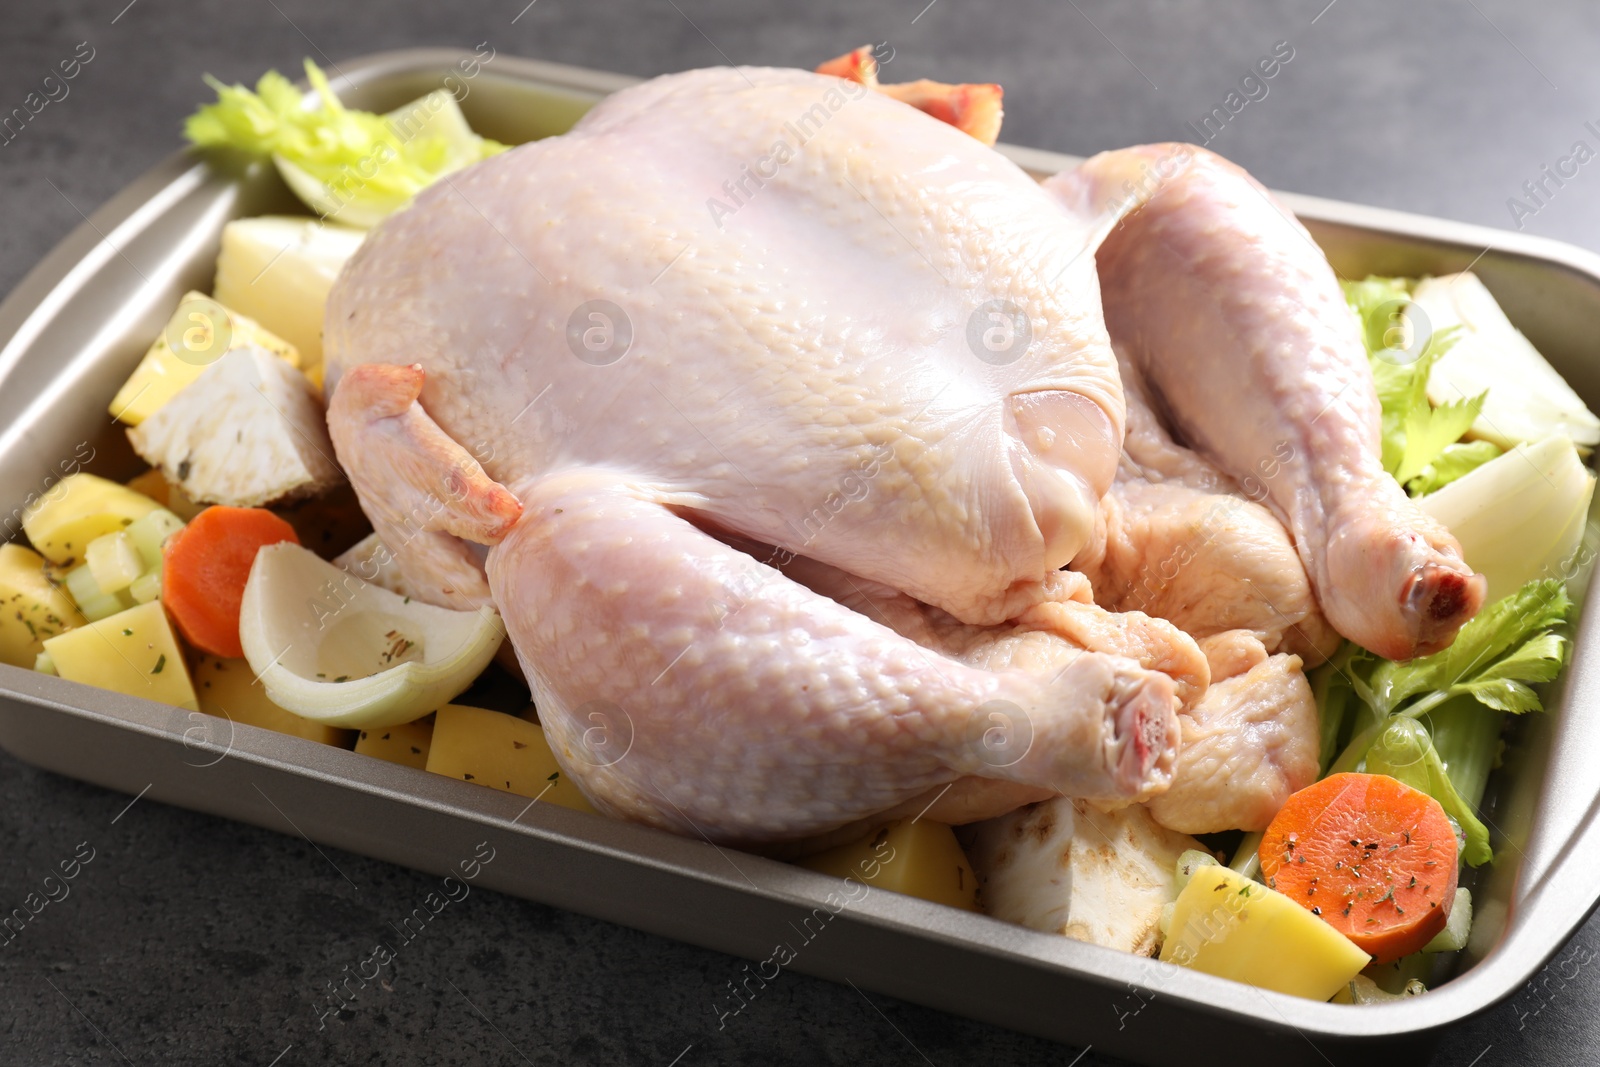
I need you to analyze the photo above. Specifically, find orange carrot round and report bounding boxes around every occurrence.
[162,506,299,659]
[1260,772,1458,964]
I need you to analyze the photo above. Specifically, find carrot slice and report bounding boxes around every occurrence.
[1260,772,1459,964]
[161,506,299,659]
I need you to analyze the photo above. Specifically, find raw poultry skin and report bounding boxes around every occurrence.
[1051,145,1485,661]
[1075,355,1341,666]
[324,67,1187,843]
[1146,632,1320,834]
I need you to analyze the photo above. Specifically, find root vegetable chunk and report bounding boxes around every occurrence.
[1260,772,1459,964]
[128,346,342,508]
[212,216,365,373]
[192,654,352,747]
[800,820,979,911]
[1160,862,1369,1000]
[110,290,300,426]
[43,600,197,709]
[21,473,162,567]
[355,716,434,769]
[162,506,301,659]
[426,704,595,813]
[0,543,85,667]
[968,798,1202,954]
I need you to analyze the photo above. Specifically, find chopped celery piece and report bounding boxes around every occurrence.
[1338,974,1426,1003]
[34,650,56,675]
[1174,849,1220,894]
[1423,888,1473,952]
[1424,697,1504,811]
[126,507,184,566]
[63,564,133,621]
[85,531,144,595]
[1230,830,1263,880]
[128,567,162,604]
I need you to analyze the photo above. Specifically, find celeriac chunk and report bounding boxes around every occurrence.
[967,798,1202,955]
[127,345,342,507]
[109,291,300,426]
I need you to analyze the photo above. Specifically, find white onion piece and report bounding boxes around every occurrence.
[1411,273,1600,448]
[239,542,503,727]
[1419,434,1596,602]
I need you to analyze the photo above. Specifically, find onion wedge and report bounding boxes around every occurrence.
[239,542,503,727]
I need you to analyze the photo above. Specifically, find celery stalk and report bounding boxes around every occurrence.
[1313,652,1354,773]
[1423,696,1504,811]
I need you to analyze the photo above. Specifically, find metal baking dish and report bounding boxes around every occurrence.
[2,48,1597,1066]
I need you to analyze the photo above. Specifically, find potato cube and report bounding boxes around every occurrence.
[212,216,365,372]
[191,654,352,747]
[800,819,979,911]
[1160,863,1369,1000]
[0,543,84,668]
[86,531,144,595]
[21,473,162,566]
[355,716,434,769]
[426,704,596,813]
[43,600,196,709]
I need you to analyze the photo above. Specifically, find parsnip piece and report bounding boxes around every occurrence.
[212,216,365,371]
[127,345,342,507]
[110,291,299,426]
[1411,273,1600,448]
[1418,434,1596,601]
[967,798,1202,955]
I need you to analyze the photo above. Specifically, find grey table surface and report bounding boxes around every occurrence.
[2,0,1599,1063]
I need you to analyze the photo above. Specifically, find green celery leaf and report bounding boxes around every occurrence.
[185,60,505,220]
[1394,386,1484,487]
[1366,578,1572,714]
[1469,630,1569,686]
[1407,439,1503,496]
[1342,276,1413,356]
[1456,679,1543,714]
[1341,277,1477,493]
